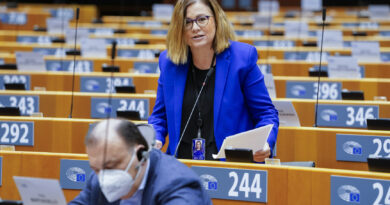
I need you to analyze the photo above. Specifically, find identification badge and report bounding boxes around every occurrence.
[192,138,206,160]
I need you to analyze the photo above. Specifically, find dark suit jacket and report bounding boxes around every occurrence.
[149,41,279,156]
[69,149,212,205]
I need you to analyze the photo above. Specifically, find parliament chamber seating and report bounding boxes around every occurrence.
[0,2,389,204]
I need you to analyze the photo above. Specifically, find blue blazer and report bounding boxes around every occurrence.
[148,41,279,156]
[69,149,211,205]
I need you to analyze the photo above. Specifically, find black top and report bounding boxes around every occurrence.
[178,63,218,160]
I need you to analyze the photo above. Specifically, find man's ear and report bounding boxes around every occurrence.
[136,145,147,161]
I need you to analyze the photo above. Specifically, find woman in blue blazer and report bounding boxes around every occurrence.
[148,0,279,162]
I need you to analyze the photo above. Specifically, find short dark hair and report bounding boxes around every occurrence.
[117,120,149,151]
[85,119,149,151]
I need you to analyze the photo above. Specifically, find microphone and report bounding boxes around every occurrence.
[314,8,326,127]
[102,41,120,72]
[264,0,273,66]
[173,62,215,158]
[68,7,80,118]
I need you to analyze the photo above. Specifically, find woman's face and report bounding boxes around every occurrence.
[196,141,202,150]
[184,2,216,51]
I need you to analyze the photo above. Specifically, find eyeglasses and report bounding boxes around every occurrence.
[185,15,212,30]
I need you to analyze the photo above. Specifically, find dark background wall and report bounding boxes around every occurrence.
[3,0,390,16]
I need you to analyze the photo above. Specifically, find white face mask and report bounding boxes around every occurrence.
[98,148,142,202]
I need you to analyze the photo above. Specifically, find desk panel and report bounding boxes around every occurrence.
[0,151,389,204]
[0,91,389,126]
[0,116,388,172]
[2,71,389,100]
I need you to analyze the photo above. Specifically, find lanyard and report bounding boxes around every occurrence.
[190,53,216,131]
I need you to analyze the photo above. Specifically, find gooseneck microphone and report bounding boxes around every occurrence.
[174,55,216,158]
[68,7,80,118]
[314,8,326,127]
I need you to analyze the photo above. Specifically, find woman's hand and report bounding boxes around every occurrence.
[155,140,163,150]
[253,142,270,162]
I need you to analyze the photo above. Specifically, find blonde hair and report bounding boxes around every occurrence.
[166,0,236,65]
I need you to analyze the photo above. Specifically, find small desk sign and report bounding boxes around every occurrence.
[331,175,390,204]
[80,76,134,93]
[327,56,361,79]
[336,134,390,162]
[351,41,381,63]
[81,38,107,58]
[273,100,301,127]
[46,18,69,34]
[192,166,268,203]
[301,0,322,11]
[0,74,30,90]
[65,28,89,45]
[316,104,378,128]
[0,95,39,116]
[60,159,93,190]
[258,0,280,14]
[15,52,46,72]
[284,21,309,38]
[319,30,343,48]
[368,4,390,20]
[253,15,272,29]
[0,121,34,146]
[152,4,174,19]
[286,81,341,100]
[90,97,149,120]
[263,74,276,99]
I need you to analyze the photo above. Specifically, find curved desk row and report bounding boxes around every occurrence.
[0,150,389,204]
[0,116,388,171]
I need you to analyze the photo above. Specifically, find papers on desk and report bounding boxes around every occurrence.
[212,124,273,159]
[273,100,301,127]
[13,176,67,205]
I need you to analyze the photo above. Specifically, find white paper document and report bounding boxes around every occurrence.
[212,124,273,159]
[273,100,301,127]
[13,176,67,205]
[264,73,276,99]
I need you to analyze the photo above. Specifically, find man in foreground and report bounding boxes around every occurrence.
[69,119,211,205]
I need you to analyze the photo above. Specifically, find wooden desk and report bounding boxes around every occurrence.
[0,116,388,172]
[0,70,159,94]
[0,150,389,204]
[259,59,390,78]
[0,3,97,27]
[0,90,389,126]
[0,51,390,78]
[0,71,389,100]
[273,76,390,100]
[0,90,156,119]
